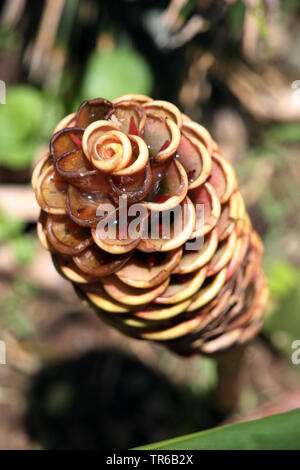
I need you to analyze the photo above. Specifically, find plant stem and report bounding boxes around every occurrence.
[214,345,246,416]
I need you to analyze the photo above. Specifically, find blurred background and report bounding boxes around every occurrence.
[0,0,300,450]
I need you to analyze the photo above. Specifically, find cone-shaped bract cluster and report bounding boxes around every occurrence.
[32,95,267,356]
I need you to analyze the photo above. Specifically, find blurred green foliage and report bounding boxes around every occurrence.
[11,234,37,265]
[0,277,36,338]
[242,125,300,360]
[0,206,36,265]
[0,85,64,169]
[227,0,246,41]
[265,124,300,144]
[263,260,300,359]
[179,0,196,20]
[0,25,21,50]
[267,259,299,300]
[0,205,24,241]
[80,45,153,103]
[234,117,300,362]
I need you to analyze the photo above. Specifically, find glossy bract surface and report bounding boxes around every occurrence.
[33,95,267,356]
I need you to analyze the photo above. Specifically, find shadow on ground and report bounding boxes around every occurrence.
[24,348,218,449]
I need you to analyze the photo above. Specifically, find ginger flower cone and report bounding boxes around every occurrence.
[32,95,268,413]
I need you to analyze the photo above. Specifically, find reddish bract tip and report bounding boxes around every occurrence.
[52,177,68,185]
[70,133,83,148]
[67,223,78,231]
[147,254,155,268]
[154,194,169,203]
[159,140,170,152]
[129,116,138,136]
[187,169,196,180]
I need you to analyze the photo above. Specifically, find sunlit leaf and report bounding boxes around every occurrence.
[135,409,300,450]
[80,46,153,102]
[0,85,64,169]
[0,85,43,142]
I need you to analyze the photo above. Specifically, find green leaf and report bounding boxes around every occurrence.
[135,409,300,450]
[80,46,153,102]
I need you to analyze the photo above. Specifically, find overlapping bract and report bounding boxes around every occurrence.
[32,94,267,356]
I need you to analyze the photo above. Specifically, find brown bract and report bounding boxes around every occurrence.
[32,95,268,357]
